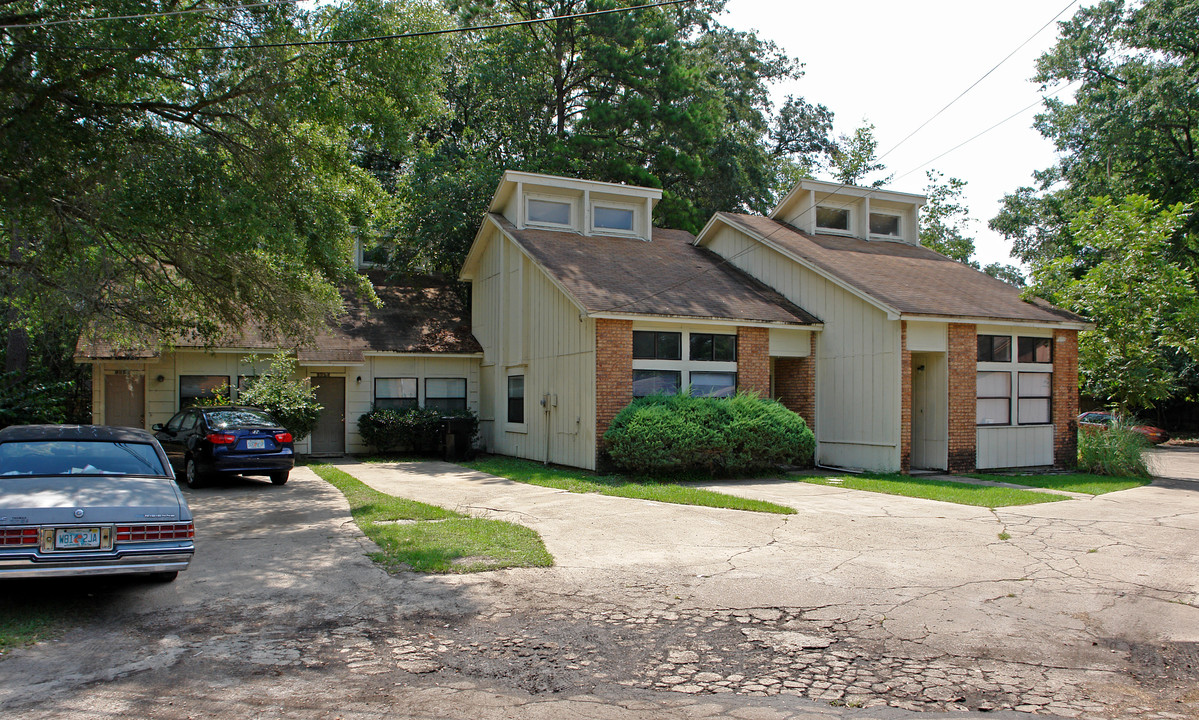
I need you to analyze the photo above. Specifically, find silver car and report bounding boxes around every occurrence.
[0,425,195,581]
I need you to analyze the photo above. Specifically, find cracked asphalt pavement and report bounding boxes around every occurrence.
[1,452,1197,719]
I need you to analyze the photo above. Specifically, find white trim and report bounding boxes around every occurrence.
[867,210,903,240]
[525,193,577,230]
[906,314,1090,331]
[814,205,853,235]
[361,351,484,359]
[588,312,821,330]
[589,199,640,237]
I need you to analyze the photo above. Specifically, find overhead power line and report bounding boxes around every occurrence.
[12,0,696,53]
[0,1,302,30]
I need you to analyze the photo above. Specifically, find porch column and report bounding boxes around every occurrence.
[947,323,977,473]
[1052,329,1080,469]
[736,327,770,397]
[595,318,633,466]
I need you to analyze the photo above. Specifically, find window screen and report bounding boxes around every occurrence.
[690,371,736,398]
[869,213,900,236]
[1018,337,1052,364]
[976,371,1011,425]
[594,206,634,231]
[977,335,1012,363]
[632,370,681,397]
[375,378,417,410]
[425,378,466,412]
[527,198,571,225]
[816,206,849,231]
[1017,372,1052,425]
[507,375,524,424]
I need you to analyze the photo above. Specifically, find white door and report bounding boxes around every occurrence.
[911,353,948,471]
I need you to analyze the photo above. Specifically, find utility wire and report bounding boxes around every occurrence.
[0,1,302,30]
[877,0,1078,162]
[12,0,695,52]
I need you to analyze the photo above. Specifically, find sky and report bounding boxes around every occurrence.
[718,0,1084,269]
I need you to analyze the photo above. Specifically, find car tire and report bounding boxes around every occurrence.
[185,457,206,489]
[269,471,289,486]
[149,571,179,582]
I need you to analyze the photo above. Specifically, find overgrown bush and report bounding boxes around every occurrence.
[603,392,815,476]
[1078,420,1150,477]
[237,354,322,441]
[358,406,479,454]
[0,372,71,429]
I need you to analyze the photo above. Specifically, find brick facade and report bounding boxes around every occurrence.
[774,334,817,434]
[947,323,977,473]
[900,322,912,473]
[595,318,633,464]
[1052,329,1080,469]
[736,326,771,397]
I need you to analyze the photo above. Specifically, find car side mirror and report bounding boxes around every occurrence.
[151,423,165,431]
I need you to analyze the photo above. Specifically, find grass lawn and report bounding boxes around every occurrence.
[309,464,553,573]
[462,456,795,515]
[968,473,1150,495]
[0,594,96,654]
[791,473,1068,508]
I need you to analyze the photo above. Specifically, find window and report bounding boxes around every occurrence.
[632,331,682,360]
[180,375,228,408]
[976,371,1011,425]
[689,333,736,362]
[1017,372,1052,425]
[527,198,571,226]
[507,375,525,425]
[690,371,736,398]
[816,206,850,232]
[869,213,900,237]
[977,335,1012,363]
[633,369,681,397]
[594,206,634,232]
[425,378,467,412]
[1018,336,1052,364]
[375,378,417,410]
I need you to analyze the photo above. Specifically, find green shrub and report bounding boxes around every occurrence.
[237,354,322,441]
[603,392,814,476]
[1078,420,1150,477]
[358,406,478,454]
[0,372,71,429]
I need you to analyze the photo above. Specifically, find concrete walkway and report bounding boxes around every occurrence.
[338,457,1199,717]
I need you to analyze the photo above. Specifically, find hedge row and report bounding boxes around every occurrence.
[357,406,479,454]
[603,392,814,476]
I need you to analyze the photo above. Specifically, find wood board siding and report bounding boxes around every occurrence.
[474,225,599,469]
[977,426,1054,469]
[707,225,901,472]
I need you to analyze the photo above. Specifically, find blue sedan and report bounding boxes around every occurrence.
[154,406,294,488]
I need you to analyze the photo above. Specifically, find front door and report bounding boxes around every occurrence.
[104,371,145,428]
[310,376,346,455]
[911,352,948,470]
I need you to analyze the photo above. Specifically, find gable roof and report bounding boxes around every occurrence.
[76,272,482,362]
[710,213,1087,326]
[490,214,820,326]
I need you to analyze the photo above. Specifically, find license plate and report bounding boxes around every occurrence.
[246,439,266,450]
[56,528,100,550]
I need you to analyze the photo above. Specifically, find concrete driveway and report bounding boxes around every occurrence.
[1,451,1197,719]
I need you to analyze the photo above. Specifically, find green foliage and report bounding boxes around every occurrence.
[1029,195,1198,411]
[828,124,891,187]
[310,463,553,573]
[792,474,1066,508]
[0,372,70,428]
[386,0,835,275]
[357,406,479,454]
[0,0,448,355]
[237,355,323,441]
[1077,422,1151,478]
[969,472,1148,495]
[920,170,977,263]
[603,392,814,477]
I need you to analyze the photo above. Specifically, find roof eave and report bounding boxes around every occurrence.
[899,312,1093,331]
[586,311,823,331]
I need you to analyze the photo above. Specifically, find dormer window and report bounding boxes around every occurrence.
[593,205,634,232]
[816,206,850,232]
[869,212,901,238]
[527,197,571,227]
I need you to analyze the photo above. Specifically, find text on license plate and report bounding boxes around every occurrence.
[246,438,266,450]
[56,528,100,550]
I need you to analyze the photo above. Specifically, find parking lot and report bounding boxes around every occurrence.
[1,451,1197,719]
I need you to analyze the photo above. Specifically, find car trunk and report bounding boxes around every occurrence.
[0,475,185,525]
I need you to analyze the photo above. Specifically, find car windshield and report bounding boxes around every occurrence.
[204,409,278,429]
[0,440,167,477]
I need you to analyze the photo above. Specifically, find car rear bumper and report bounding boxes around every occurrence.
[201,450,294,476]
[0,543,194,578]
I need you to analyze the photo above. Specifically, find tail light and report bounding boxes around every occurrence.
[0,527,39,546]
[206,432,236,445]
[115,522,195,542]
[274,432,293,444]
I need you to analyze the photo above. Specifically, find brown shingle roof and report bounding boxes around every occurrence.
[494,215,820,326]
[717,213,1086,324]
[76,273,481,360]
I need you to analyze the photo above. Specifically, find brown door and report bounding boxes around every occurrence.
[310,376,346,455]
[104,372,145,428]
